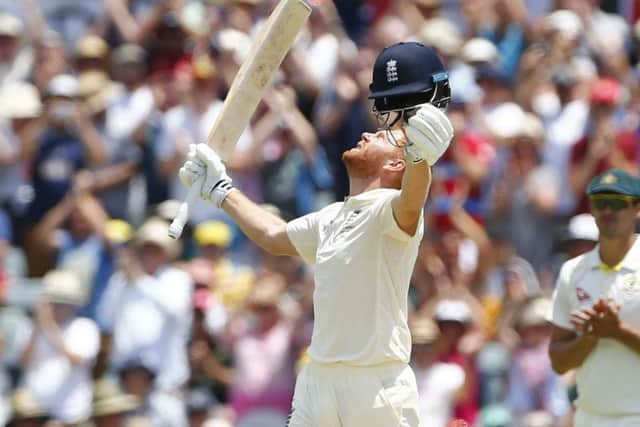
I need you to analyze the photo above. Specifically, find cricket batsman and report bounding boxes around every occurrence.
[179,41,452,426]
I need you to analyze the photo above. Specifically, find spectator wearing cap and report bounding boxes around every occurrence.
[433,299,480,426]
[20,269,100,424]
[559,213,599,261]
[106,44,155,146]
[549,169,640,426]
[489,109,561,272]
[74,34,110,74]
[534,63,590,216]
[118,358,187,427]
[222,274,302,427]
[23,73,106,234]
[98,216,193,394]
[569,77,638,214]
[0,12,32,92]
[158,55,254,224]
[78,69,142,222]
[504,297,571,426]
[0,80,41,211]
[410,316,465,427]
[6,388,49,427]
[92,377,143,427]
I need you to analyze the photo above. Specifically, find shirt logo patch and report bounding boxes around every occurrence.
[600,173,617,184]
[576,287,592,302]
[386,60,398,82]
[622,274,640,293]
[337,209,361,235]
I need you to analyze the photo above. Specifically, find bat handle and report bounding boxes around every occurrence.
[168,180,202,239]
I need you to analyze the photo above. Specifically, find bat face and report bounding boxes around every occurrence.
[207,0,312,160]
[168,0,311,239]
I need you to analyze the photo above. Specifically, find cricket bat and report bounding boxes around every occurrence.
[169,0,312,239]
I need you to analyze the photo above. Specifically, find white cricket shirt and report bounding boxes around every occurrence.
[287,188,423,365]
[551,236,640,415]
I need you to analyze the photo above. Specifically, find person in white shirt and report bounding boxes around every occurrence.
[549,169,640,427]
[410,316,465,427]
[20,269,100,424]
[98,217,193,393]
[178,42,453,427]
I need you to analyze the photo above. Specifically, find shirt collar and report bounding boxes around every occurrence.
[344,188,397,207]
[588,235,640,272]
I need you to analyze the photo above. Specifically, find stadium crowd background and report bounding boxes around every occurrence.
[0,0,638,426]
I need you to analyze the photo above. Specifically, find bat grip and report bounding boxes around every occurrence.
[168,179,202,239]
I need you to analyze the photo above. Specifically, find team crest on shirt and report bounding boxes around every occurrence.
[337,209,362,236]
[621,273,640,296]
[576,287,592,302]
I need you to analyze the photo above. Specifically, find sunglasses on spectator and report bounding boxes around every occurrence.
[589,194,637,211]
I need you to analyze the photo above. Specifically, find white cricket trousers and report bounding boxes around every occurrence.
[287,360,420,427]
[575,409,640,427]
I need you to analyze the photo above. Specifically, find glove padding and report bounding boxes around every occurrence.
[178,144,234,208]
[403,103,454,165]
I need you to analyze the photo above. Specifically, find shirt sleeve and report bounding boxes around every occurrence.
[373,190,424,242]
[286,211,321,265]
[551,262,574,330]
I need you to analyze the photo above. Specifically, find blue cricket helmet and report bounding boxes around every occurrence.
[369,42,451,113]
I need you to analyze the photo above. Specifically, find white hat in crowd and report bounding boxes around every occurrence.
[516,297,552,329]
[0,81,42,119]
[567,213,599,242]
[485,103,525,140]
[42,269,86,306]
[45,74,79,98]
[544,10,583,40]
[461,37,499,64]
[420,18,462,57]
[434,299,472,323]
[0,12,24,38]
[135,217,181,259]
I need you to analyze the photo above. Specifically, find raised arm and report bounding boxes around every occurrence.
[180,144,298,256]
[392,104,454,235]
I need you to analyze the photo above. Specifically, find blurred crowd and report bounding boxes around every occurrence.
[0,0,638,426]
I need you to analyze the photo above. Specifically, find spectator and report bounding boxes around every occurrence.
[92,377,142,427]
[569,77,639,213]
[0,80,42,216]
[558,213,599,261]
[0,13,32,92]
[23,73,106,275]
[119,359,187,427]
[505,297,570,426]
[410,315,465,427]
[223,274,300,427]
[433,299,480,426]
[77,69,141,222]
[73,34,111,74]
[6,388,49,427]
[98,216,193,394]
[20,269,100,424]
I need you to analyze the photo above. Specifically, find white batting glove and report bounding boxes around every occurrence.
[403,104,454,165]
[178,144,234,207]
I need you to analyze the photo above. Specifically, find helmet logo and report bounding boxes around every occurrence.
[386,59,398,83]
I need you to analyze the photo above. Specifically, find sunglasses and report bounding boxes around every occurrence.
[589,194,637,211]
